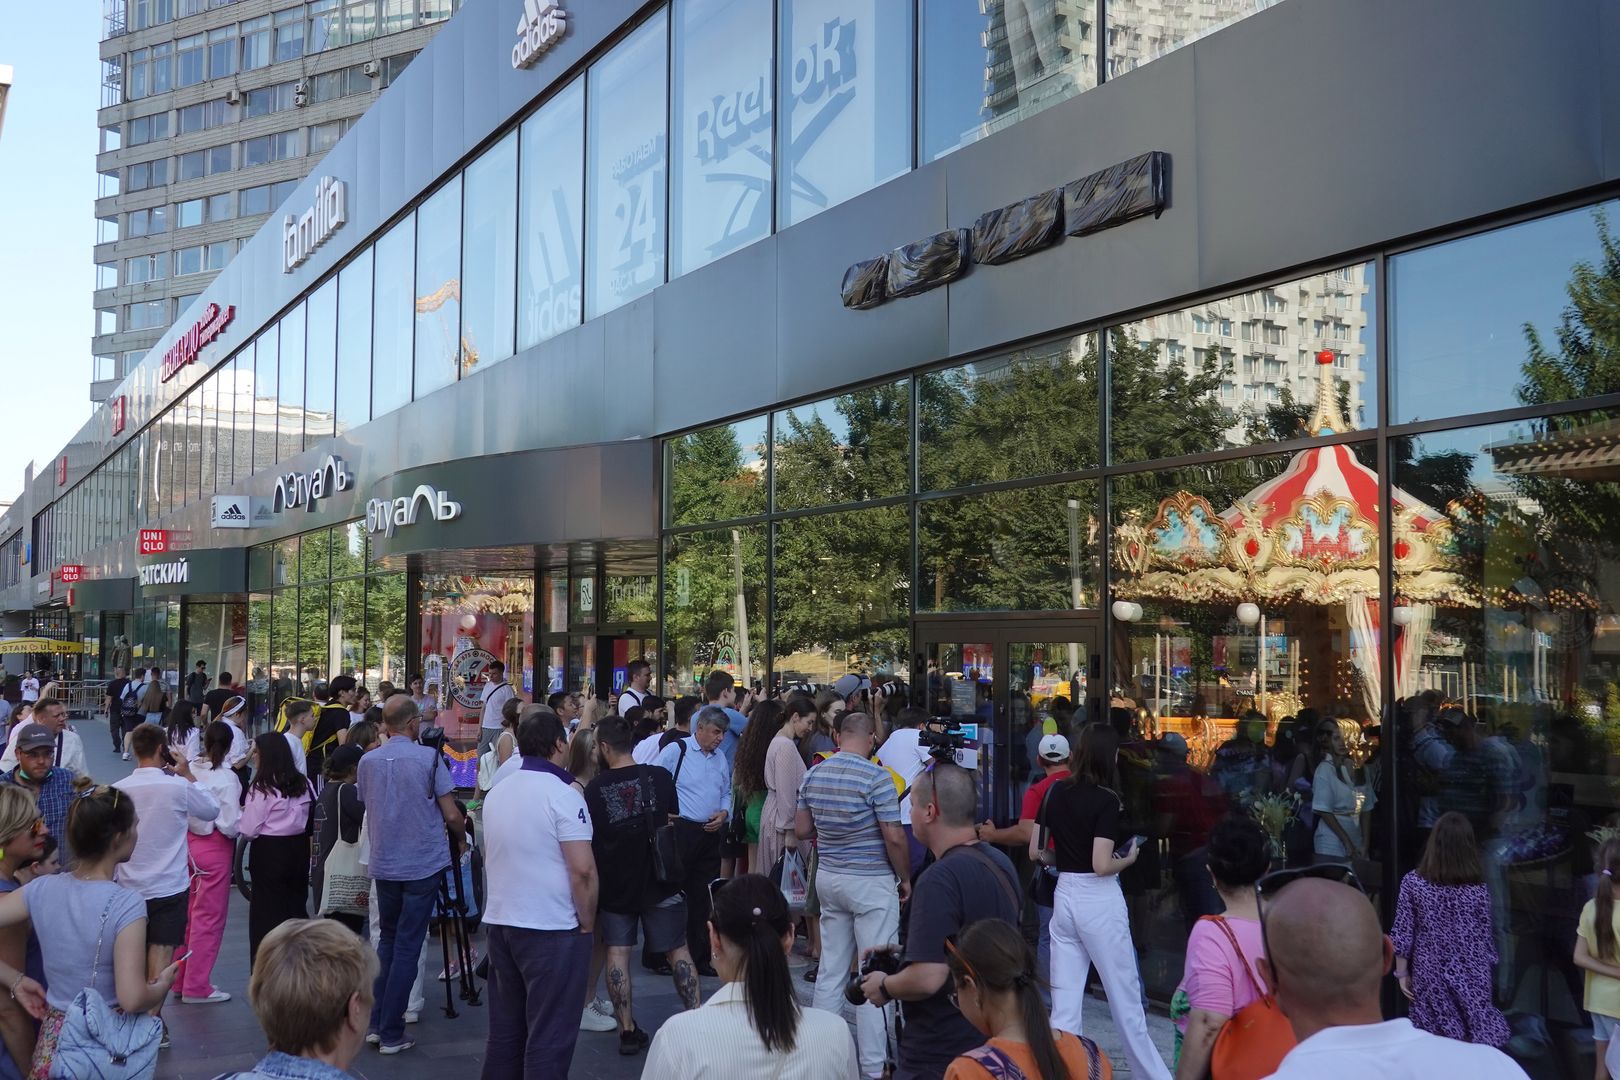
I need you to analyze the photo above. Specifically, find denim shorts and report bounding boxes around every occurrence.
[1595,1011,1619,1042]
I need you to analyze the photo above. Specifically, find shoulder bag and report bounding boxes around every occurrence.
[1199,915,1296,1080]
[640,767,685,886]
[50,893,163,1079]
[317,785,370,918]
[947,843,1021,916]
[1027,782,1061,908]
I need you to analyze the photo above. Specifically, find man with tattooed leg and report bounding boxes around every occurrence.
[585,714,702,1056]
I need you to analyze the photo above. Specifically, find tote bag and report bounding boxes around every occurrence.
[772,849,809,914]
[318,787,369,918]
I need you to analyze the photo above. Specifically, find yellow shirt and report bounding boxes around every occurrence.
[1579,899,1620,1017]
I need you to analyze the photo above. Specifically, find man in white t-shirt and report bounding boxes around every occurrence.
[876,706,931,879]
[478,661,516,759]
[481,709,597,1078]
[1261,875,1528,1079]
[18,673,38,703]
[616,660,651,714]
[1,696,86,776]
[282,698,313,777]
[114,723,221,1020]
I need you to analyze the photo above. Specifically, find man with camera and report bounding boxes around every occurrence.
[797,710,910,1080]
[859,759,1021,1080]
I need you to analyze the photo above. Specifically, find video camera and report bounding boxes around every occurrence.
[917,717,969,763]
[418,724,447,753]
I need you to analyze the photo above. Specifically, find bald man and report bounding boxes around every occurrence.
[1261,877,1527,1077]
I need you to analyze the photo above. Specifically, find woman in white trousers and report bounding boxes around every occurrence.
[1032,724,1171,1080]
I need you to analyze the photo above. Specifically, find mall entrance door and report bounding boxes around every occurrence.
[913,621,1101,829]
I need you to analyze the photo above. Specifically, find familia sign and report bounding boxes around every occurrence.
[273,454,353,513]
[282,176,347,274]
[160,303,235,382]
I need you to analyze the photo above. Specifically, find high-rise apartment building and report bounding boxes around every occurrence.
[91,0,459,403]
[0,65,13,144]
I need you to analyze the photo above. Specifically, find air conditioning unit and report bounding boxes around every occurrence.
[224,89,242,105]
[293,80,309,107]
[362,60,380,78]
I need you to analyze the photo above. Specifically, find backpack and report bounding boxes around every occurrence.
[1199,915,1296,1080]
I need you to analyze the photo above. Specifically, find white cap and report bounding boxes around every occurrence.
[1038,733,1070,762]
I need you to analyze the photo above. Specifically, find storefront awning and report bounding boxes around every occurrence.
[0,639,84,655]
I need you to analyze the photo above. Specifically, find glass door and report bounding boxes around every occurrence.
[913,623,1100,827]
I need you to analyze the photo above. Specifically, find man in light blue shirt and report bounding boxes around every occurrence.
[653,707,732,976]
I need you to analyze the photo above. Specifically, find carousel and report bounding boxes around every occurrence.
[1111,351,1473,747]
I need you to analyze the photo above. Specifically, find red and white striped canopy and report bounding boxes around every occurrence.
[1221,444,1444,531]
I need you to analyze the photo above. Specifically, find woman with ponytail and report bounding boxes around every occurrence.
[644,873,854,1079]
[944,918,1112,1080]
[1577,837,1620,1078]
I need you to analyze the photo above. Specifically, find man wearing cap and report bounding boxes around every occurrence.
[980,730,1072,996]
[0,723,78,860]
[833,672,871,713]
[1,696,86,777]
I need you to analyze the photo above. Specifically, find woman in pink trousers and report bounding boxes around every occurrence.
[177,720,242,1002]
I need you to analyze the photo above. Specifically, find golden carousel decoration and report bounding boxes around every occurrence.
[1113,351,1475,728]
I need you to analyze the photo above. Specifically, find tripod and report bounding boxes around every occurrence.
[435,819,482,1017]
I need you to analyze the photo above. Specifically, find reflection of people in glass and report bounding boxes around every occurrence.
[1577,839,1620,1077]
[1392,812,1509,1048]
[1311,719,1374,865]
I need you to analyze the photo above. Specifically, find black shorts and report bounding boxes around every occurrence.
[145,890,190,947]
[598,894,686,953]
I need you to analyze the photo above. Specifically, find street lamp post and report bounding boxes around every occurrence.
[1067,498,1082,677]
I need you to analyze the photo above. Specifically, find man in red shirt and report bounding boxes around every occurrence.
[979,732,1070,997]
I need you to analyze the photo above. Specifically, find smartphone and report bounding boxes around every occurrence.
[1116,835,1147,858]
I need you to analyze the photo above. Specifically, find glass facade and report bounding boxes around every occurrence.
[249,523,406,712]
[585,11,668,319]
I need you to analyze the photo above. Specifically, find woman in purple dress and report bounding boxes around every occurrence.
[1391,811,1510,1047]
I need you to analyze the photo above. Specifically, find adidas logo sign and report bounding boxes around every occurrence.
[219,503,246,521]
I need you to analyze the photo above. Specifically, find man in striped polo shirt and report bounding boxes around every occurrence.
[795,711,912,1080]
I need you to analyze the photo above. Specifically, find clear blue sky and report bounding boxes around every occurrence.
[0,5,100,502]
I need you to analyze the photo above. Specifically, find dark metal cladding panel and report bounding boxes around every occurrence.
[840,256,890,309]
[971,188,1064,266]
[1064,151,1168,237]
[885,228,970,299]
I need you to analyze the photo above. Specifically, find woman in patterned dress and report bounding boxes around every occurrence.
[1391,811,1510,1047]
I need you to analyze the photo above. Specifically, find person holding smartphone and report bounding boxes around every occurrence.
[1032,723,1170,1080]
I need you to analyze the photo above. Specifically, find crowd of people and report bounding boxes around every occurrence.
[0,657,1558,1080]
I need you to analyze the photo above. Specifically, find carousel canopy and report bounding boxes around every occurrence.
[1114,352,1469,606]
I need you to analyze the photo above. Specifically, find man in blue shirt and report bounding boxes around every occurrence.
[356,696,466,1056]
[654,706,732,977]
[1,724,76,861]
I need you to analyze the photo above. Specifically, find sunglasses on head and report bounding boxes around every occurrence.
[1255,863,1365,992]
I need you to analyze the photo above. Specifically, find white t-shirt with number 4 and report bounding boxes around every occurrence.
[481,762,593,931]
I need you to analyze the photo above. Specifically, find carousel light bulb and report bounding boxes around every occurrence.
[1112,600,1144,623]
[1392,605,1414,627]
[1236,603,1261,626]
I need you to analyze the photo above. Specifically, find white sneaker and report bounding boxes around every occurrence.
[366,1033,381,1046]
[404,1011,420,1024]
[378,1040,415,1055]
[121,752,130,761]
[589,997,615,1019]
[181,990,231,1004]
[580,1003,617,1032]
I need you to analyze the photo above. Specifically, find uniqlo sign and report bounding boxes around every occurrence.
[111,396,127,436]
[56,456,66,486]
[138,530,170,555]
[58,565,83,584]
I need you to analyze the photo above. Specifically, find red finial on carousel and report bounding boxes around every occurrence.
[1316,349,1335,366]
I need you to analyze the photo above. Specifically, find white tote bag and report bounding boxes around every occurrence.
[318,788,369,918]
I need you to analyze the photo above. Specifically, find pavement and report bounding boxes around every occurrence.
[73,715,1175,1078]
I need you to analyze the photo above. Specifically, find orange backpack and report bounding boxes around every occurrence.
[1200,915,1296,1080]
